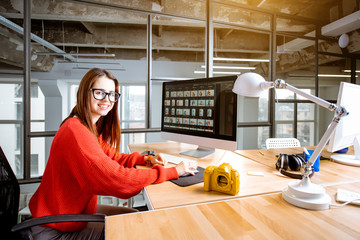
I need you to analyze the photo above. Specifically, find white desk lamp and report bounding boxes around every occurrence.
[232,72,348,210]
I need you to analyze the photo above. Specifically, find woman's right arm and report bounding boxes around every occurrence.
[62,119,179,198]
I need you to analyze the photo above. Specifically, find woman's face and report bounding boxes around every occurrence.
[90,75,116,124]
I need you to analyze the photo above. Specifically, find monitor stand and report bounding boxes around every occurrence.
[331,155,360,167]
[180,146,215,158]
[331,138,360,167]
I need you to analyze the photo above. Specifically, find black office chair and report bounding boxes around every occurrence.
[0,146,105,240]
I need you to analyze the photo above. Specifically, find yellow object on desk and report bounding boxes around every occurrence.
[204,163,240,195]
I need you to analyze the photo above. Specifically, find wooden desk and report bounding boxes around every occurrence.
[236,146,360,184]
[129,142,360,210]
[106,181,360,239]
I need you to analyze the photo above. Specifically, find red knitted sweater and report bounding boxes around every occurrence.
[29,117,178,232]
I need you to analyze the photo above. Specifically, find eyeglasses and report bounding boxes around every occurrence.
[89,89,121,102]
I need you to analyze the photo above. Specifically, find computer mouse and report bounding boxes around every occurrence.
[141,150,155,156]
[181,169,199,177]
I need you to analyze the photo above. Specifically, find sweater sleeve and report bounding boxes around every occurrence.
[98,136,146,167]
[63,120,178,199]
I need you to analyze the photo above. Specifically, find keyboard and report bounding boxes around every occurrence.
[160,153,197,165]
[336,188,360,206]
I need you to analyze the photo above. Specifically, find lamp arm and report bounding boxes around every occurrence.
[275,79,336,111]
[260,81,275,91]
[302,106,348,177]
[302,117,339,177]
[274,79,350,178]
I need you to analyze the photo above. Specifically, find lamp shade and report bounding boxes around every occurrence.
[232,72,273,97]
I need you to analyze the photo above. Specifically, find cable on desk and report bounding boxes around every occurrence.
[330,198,360,207]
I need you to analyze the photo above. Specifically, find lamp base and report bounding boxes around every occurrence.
[282,177,331,210]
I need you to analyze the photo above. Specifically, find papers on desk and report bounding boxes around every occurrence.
[247,171,265,176]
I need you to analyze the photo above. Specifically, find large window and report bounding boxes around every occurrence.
[274,89,316,146]
[2,1,357,182]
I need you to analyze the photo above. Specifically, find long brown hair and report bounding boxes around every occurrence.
[62,68,121,152]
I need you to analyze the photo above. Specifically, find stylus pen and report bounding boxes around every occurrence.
[304,147,310,155]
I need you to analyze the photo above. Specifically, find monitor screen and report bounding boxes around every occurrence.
[327,82,360,167]
[161,75,238,158]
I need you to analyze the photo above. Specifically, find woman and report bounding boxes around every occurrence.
[29,68,196,239]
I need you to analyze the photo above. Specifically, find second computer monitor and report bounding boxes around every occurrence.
[161,75,238,158]
[327,82,360,167]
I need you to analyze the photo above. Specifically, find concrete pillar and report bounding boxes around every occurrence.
[38,79,68,162]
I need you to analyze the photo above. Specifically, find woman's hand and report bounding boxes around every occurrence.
[175,161,198,177]
[150,154,168,166]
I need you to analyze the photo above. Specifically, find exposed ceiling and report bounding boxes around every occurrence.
[0,0,359,75]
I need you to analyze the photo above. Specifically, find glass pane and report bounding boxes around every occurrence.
[120,85,146,129]
[318,104,333,144]
[275,103,294,120]
[0,4,24,179]
[121,132,165,154]
[276,34,316,90]
[151,82,163,128]
[31,122,45,132]
[0,83,23,120]
[318,57,351,100]
[297,122,315,146]
[211,26,270,78]
[298,103,315,121]
[214,26,270,123]
[30,137,53,178]
[30,2,148,60]
[258,94,269,122]
[213,3,271,31]
[276,124,293,138]
[31,84,45,120]
[0,124,23,179]
[237,127,270,150]
[152,16,206,79]
[154,0,206,19]
[12,83,38,98]
[275,89,294,100]
[238,93,269,122]
[145,132,164,144]
[121,133,146,154]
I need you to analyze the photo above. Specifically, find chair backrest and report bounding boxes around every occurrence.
[265,138,301,149]
[0,146,20,239]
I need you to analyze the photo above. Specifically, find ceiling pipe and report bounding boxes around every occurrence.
[0,15,76,61]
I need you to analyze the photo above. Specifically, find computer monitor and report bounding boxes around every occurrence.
[161,75,238,158]
[327,82,360,167]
